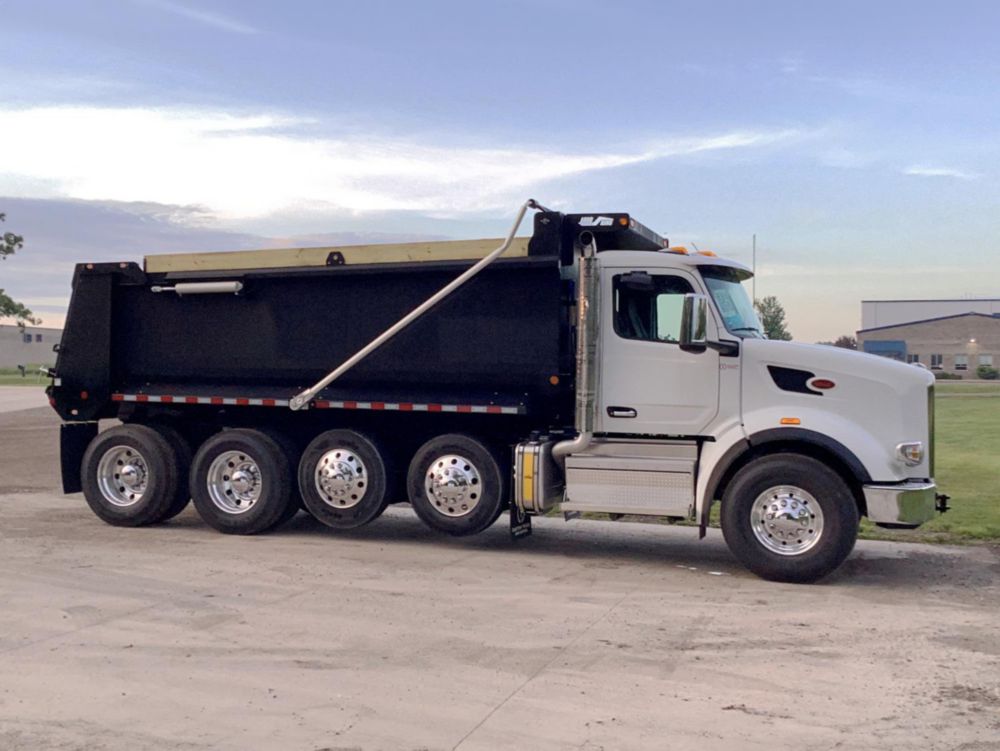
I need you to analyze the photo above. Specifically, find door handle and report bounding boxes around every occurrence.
[607,406,637,418]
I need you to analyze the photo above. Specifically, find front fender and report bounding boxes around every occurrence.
[742,405,900,481]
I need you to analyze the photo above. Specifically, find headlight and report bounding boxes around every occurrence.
[896,442,925,466]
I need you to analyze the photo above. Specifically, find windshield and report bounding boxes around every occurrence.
[699,266,764,338]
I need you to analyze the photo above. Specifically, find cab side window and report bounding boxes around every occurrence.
[614,273,694,343]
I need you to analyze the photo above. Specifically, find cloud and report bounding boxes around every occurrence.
[0,105,806,222]
[0,196,454,328]
[902,165,978,180]
[134,0,258,35]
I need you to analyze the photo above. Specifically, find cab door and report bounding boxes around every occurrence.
[598,267,720,436]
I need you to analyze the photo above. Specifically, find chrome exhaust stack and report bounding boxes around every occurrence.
[553,232,599,466]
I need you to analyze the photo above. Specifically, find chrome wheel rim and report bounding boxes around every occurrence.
[97,445,149,507]
[315,448,368,509]
[206,450,262,515]
[751,485,824,556]
[425,454,481,518]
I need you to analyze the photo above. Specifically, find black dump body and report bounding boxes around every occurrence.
[48,210,666,429]
[49,255,572,423]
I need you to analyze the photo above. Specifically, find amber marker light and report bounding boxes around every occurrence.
[549,375,560,385]
[780,417,801,425]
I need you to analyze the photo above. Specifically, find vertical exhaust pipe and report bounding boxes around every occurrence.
[553,232,599,465]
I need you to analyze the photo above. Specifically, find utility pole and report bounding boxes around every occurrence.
[752,233,757,302]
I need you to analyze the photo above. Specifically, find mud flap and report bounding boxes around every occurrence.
[509,504,532,539]
[60,422,98,494]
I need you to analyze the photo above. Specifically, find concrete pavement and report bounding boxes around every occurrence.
[0,385,48,414]
[1,406,998,750]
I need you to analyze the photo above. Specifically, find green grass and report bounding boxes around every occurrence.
[0,366,51,387]
[859,388,1000,543]
[935,381,1000,396]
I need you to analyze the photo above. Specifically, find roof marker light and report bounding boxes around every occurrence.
[668,246,689,255]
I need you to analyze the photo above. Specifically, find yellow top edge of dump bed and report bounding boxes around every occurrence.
[145,236,532,273]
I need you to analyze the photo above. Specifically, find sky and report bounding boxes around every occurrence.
[1,0,999,340]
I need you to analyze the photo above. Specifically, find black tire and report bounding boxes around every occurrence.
[259,428,303,529]
[720,453,859,583]
[407,433,506,536]
[148,423,193,522]
[298,429,390,530]
[81,424,179,527]
[190,429,294,535]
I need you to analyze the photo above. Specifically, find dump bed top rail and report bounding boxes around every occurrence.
[145,237,533,274]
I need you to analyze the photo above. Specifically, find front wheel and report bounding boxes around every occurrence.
[720,454,859,583]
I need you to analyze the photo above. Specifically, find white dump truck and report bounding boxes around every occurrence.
[49,200,947,582]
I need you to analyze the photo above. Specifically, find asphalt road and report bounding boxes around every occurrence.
[1,391,999,750]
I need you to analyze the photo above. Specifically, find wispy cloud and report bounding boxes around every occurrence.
[0,105,808,221]
[134,0,258,35]
[902,164,978,180]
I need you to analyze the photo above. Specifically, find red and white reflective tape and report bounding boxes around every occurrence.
[311,399,521,414]
[112,394,288,407]
[110,393,523,415]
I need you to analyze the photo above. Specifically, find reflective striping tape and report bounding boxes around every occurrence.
[109,393,523,414]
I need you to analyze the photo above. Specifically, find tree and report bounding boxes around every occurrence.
[0,213,39,328]
[818,335,857,349]
[754,295,792,340]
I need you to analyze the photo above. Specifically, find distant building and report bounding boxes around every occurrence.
[857,300,1000,375]
[862,298,1000,329]
[0,324,62,369]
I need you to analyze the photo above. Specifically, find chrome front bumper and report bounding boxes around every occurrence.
[863,481,938,527]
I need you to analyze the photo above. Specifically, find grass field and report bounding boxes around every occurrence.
[861,381,1000,543]
[0,366,51,386]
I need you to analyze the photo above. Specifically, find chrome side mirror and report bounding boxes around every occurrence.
[679,293,708,347]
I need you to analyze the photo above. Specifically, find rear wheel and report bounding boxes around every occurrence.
[148,423,193,522]
[407,434,506,536]
[259,428,303,529]
[190,429,294,535]
[720,454,859,583]
[298,429,390,530]
[81,425,179,527]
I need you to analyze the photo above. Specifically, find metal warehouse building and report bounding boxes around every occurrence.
[857,299,1000,375]
[0,324,62,369]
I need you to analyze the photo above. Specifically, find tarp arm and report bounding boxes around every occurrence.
[289,198,550,411]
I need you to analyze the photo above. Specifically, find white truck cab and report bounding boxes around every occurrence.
[520,223,943,583]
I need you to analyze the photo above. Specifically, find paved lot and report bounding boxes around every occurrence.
[1,398,999,750]
[0,385,48,414]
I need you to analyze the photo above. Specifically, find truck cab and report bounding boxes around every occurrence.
[519,212,943,582]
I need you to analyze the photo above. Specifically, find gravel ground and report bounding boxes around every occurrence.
[1,400,998,751]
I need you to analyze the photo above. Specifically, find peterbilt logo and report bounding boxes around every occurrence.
[578,216,614,227]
